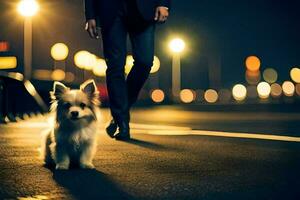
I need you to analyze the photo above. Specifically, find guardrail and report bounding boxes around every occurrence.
[0,71,48,123]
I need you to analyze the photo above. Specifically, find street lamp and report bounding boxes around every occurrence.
[169,38,185,102]
[17,0,40,80]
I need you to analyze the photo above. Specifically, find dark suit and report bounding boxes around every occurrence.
[85,0,170,28]
[84,0,170,125]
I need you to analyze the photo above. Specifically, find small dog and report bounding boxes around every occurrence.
[41,79,100,170]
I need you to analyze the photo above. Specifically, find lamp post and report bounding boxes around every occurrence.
[169,38,185,102]
[17,0,39,80]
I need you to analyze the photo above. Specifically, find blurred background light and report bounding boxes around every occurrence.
[204,89,218,103]
[180,89,195,103]
[74,50,96,70]
[125,55,134,74]
[93,58,107,77]
[169,38,185,53]
[290,67,300,83]
[263,68,278,83]
[151,89,165,103]
[232,84,247,101]
[51,69,65,81]
[33,69,52,80]
[245,70,261,85]
[282,81,295,97]
[245,56,261,72]
[150,56,160,74]
[0,56,17,69]
[51,43,69,61]
[257,82,271,99]
[125,55,161,74]
[17,0,39,17]
[270,83,282,98]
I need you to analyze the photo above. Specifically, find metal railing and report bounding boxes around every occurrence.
[0,71,48,123]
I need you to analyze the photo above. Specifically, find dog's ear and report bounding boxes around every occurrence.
[80,79,97,95]
[51,81,68,100]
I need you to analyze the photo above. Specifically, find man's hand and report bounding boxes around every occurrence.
[154,7,169,23]
[85,19,99,39]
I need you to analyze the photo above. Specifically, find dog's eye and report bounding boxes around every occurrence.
[63,103,71,109]
[80,103,86,109]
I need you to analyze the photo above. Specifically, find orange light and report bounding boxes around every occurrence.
[151,89,165,103]
[245,70,261,85]
[204,89,218,103]
[51,43,69,61]
[0,41,9,52]
[245,56,261,72]
[51,69,65,81]
[180,89,195,103]
[282,81,295,97]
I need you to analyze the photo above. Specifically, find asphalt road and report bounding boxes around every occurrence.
[0,106,300,200]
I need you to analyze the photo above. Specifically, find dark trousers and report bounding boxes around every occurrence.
[101,1,155,124]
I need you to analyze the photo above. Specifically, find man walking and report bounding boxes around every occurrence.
[84,0,170,140]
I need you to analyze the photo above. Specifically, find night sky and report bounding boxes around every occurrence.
[1,0,300,90]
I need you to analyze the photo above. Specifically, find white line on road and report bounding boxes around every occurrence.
[134,129,300,142]
[2,120,300,143]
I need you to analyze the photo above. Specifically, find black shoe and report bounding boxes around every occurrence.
[115,121,130,141]
[106,119,118,138]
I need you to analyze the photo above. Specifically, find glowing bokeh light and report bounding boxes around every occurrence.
[245,70,261,85]
[180,89,195,103]
[125,55,134,74]
[245,56,261,72]
[263,68,278,83]
[204,89,218,103]
[151,89,165,103]
[125,55,160,74]
[232,84,247,101]
[290,68,300,83]
[169,38,185,53]
[257,82,271,99]
[93,58,107,77]
[270,83,282,98]
[17,0,39,17]
[51,69,65,81]
[151,56,160,73]
[33,69,52,80]
[282,81,295,97]
[74,51,96,70]
[51,43,69,61]
[0,56,17,69]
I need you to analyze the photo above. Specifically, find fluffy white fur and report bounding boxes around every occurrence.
[41,79,100,170]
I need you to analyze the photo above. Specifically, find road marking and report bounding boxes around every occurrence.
[2,119,299,143]
[134,129,300,142]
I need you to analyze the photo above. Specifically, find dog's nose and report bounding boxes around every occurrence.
[71,111,79,118]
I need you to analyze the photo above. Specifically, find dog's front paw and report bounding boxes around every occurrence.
[79,163,95,169]
[55,163,69,170]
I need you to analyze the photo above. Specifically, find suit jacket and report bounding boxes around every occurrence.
[84,0,171,28]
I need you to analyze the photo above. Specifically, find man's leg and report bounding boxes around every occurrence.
[101,16,129,127]
[127,24,155,107]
